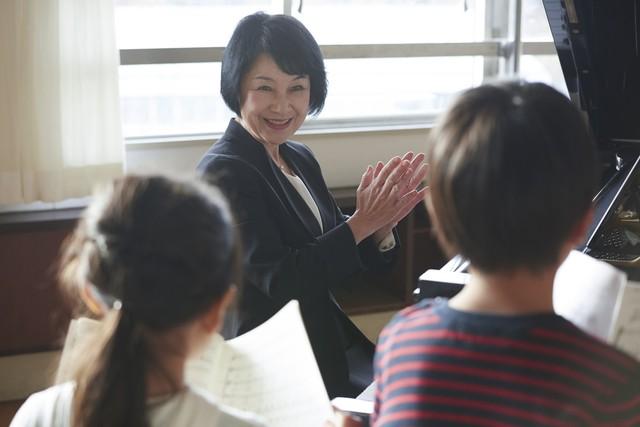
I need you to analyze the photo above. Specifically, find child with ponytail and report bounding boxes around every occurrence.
[11,175,265,427]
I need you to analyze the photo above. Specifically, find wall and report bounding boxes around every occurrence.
[125,127,431,187]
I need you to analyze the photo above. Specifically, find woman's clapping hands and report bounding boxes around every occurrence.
[347,152,428,244]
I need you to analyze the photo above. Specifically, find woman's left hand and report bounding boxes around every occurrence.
[371,151,428,243]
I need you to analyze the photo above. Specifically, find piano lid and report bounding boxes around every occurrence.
[543,0,640,146]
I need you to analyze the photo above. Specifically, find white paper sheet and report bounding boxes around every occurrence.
[185,300,333,427]
[553,250,627,342]
[610,282,640,359]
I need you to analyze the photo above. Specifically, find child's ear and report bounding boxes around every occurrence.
[200,286,237,333]
[424,189,457,259]
[569,207,594,246]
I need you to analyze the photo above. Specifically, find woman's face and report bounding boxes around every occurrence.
[238,54,311,147]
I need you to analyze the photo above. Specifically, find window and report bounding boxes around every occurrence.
[115,0,567,141]
[310,57,485,124]
[520,0,568,95]
[292,1,487,44]
[119,63,231,138]
[114,0,279,49]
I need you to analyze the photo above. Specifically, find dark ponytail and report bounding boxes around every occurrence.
[59,175,240,427]
[72,311,148,427]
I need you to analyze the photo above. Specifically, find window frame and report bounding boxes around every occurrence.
[118,0,556,145]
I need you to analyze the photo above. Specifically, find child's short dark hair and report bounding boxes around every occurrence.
[427,81,599,272]
[221,12,327,116]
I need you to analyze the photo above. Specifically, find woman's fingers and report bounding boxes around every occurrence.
[375,152,414,179]
[358,165,374,191]
[378,160,410,199]
[373,161,384,179]
[390,161,419,196]
[401,151,414,163]
[408,162,428,190]
[409,152,425,170]
[392,160,427,199]
[354,155,428,238]
[390,187,428,225]
[399,152,417,187]
[373,156,402,188]
[395,153,426,192]
[356,165,373,207]
[370,152,421,189]
[367,157,401,202]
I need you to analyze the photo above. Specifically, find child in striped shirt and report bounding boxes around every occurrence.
[373,82,640,427]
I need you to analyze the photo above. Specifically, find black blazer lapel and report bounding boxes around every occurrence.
[218,120,325,238]
[270,155,324,238]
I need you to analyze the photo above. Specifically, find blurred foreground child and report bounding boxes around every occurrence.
[373,82,640,426]
[11,175,265,427]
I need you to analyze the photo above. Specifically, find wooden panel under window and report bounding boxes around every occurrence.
[0,220,76,356]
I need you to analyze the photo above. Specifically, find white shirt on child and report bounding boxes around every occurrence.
[10,382,266,427]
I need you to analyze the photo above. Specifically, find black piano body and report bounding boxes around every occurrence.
[417,0,640,298]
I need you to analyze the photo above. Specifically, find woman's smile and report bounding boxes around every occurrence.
[264,117,293,130]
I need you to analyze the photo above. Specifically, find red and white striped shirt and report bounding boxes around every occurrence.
[373,299,640,426]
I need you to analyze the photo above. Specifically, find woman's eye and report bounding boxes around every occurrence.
[257,86,272,91]
[291,85,307,91]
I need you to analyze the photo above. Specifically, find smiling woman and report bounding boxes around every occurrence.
[197,12,427,398]
[237,54,311,173]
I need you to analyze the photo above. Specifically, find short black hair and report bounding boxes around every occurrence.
[427,82,600,272]
[221,12,327,116]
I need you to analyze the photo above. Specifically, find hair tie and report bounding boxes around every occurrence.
[87,282,123,313]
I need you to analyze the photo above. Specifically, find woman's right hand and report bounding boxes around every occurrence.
[347,156,417,244]
[370,152,428,241]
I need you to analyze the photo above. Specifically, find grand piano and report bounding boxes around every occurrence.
[417,0,640,297]
[550,0,640,269]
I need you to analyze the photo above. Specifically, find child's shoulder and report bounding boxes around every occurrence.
[10,382,75,427]
[557,318,640,374]
[395,298,441,321]
[381,298,444,337]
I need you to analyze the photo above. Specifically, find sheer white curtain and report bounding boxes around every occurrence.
[0,0,123,205]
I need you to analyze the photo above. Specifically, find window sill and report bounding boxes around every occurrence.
[125,116,436,148]
[0,207,83,231]
[0,195,90,225]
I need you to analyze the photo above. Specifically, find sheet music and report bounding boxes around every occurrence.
[214,301,333,427]
[611,282,640,360]
[185,301,333,426]
[553,250,627,341]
